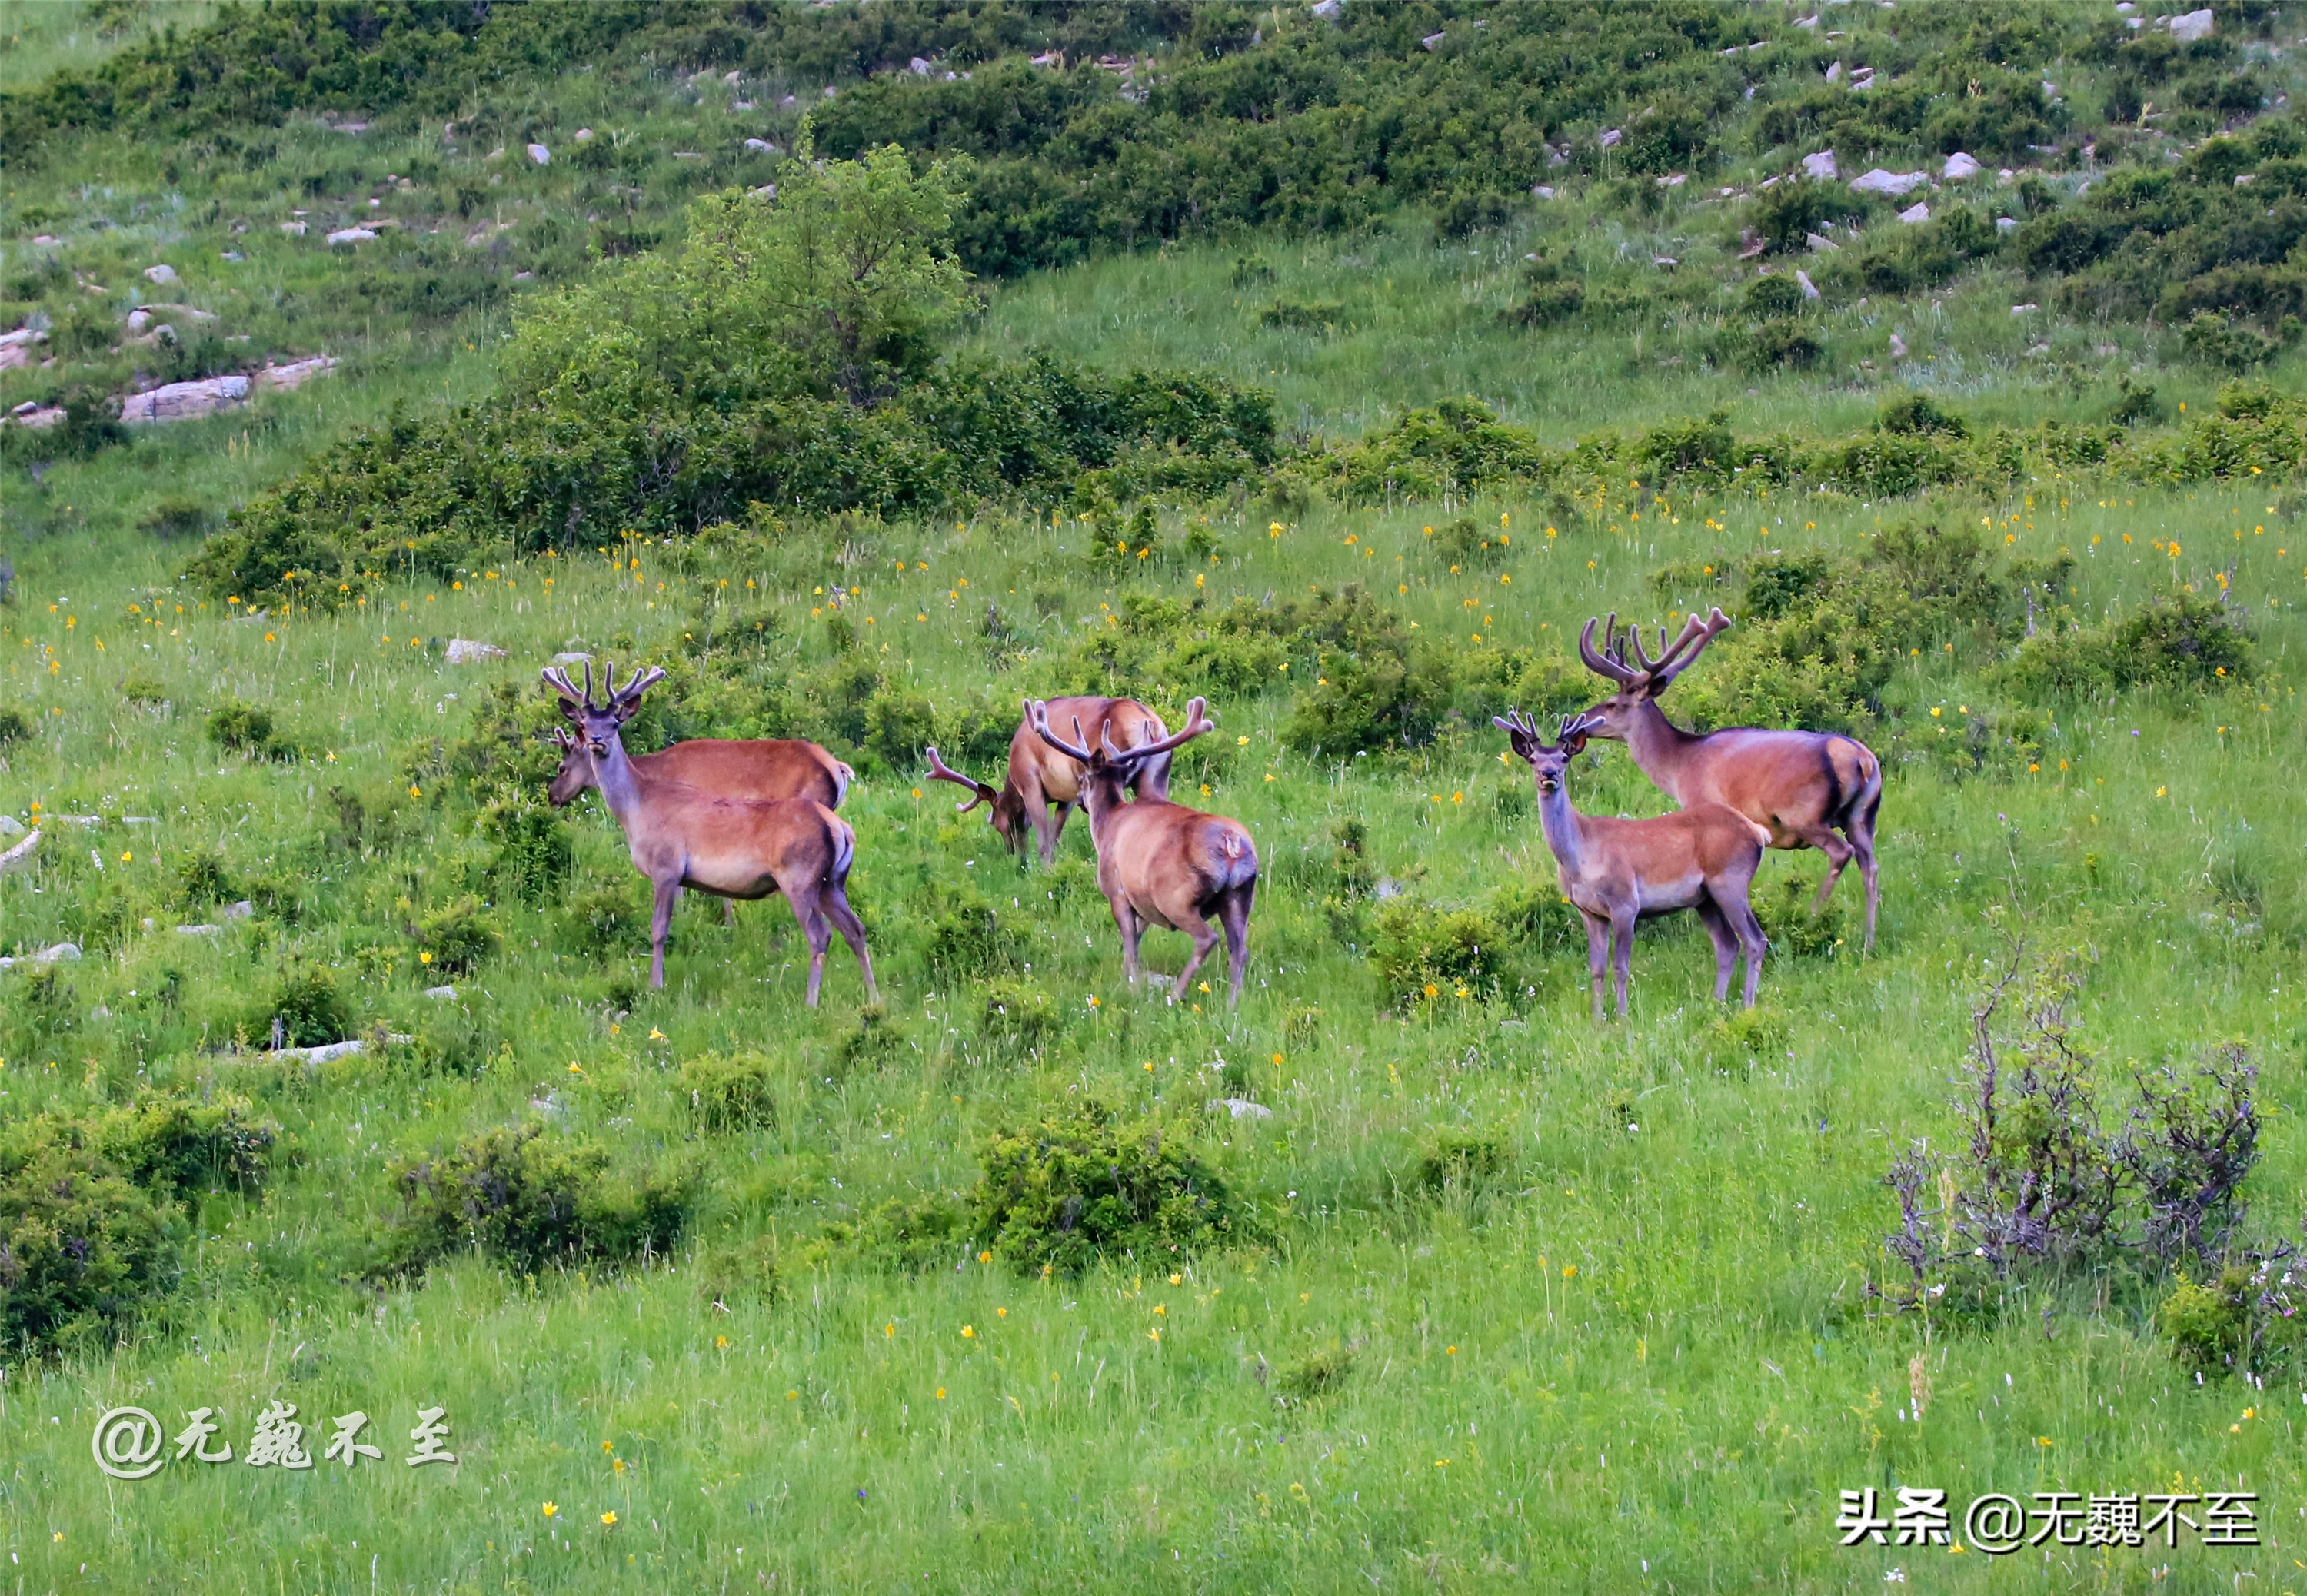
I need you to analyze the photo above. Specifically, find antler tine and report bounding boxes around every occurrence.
[1646,606,1733,692]
[1024,697,1094,763]
[923,746,995,812]
[541,665,581,702]
[582,658,597,707]
[1624,623,1659,675]
[617,664,667,704]
[1578,613,1643,684]
[1114,696,1214,763]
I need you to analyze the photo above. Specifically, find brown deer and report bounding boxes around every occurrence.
[544,663,852,926]
[1576,607,1883,949]
[544,663,878,1003]
[920,697,1170,866]
[1020,695,1257,1007]
[1498,710,1769,1022]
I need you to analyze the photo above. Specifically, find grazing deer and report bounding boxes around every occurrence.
[1576,607,1883,949]
[920,697,1170,866]
[544,663,877,1002]
[1498,710,1769,1022]
[1020,695,1257,1007]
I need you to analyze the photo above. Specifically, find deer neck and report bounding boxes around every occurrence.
[1623,698,1704,804]
[588,737,650,835]
[1535,781,1590,878]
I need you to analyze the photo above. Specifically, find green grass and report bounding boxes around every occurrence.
[0,407,2301,1586]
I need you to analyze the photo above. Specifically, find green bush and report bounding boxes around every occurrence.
[1410,1130,1510,1195]
[95,1092,280,1195]
[205,700,300,762]
[417,895,501,976]
[969,1100,1244,1276]
[676,1052,777,1133]
[381,1124,693,1278]
[980,977,1065,1052]
[1260,298,1345,332]
[0,707,33,744]
[924,882,1022,976]
[1993,592,2252,700]
[1878,393,1969,438]
[2161,1268,2252,1373]
[566,883,644,956]
[0,1133,178,1354]
[1372,902,1509,1008]
[814,1194,972,1273]
[482,790,574,906]
[257,966,351,1049]
[1276,1338,1358,1401]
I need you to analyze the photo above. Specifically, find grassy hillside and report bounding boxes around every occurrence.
[1,4,2305,1591]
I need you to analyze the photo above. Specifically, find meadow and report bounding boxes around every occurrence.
[2,3,2306,1591]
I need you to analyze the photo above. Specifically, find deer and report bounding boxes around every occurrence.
[543,663,878,1003]
[1017,695,1257,1007]
[545,663,853,926]
[1576,606,1883,949]
[920,696,1172,866]
[1498,710,1769,1022]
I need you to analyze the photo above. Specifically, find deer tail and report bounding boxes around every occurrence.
[829,815,857,885]
[1210,823,1259,889]
[830,759,854,808]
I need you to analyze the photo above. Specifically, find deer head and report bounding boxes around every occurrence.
[542,660,667,764]
[923,745,1033,853]
[1496,710,1606,794]
[1573,607,1731,740]
[1026,696,1212,815]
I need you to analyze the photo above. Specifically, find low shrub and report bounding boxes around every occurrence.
[565,883,644,955]
[1275,1338,1358,1401]
[969,1099,1243,1275]
[0,1133,178,1354]
[482,790,573,907]
[980,977,1065,1052]
[95,1092,280,1195]
[417,895,501,976]
[831,1005,908,1074]
[814,1193,971,1272]
[0,707,29,744]
[257,966,351,1049]
[1260,298,1345,332]
[1409,1130,1510,1195]
[205,700,300,762]
[381,1124,693,1278]
[1370,902,1508,1008]
[924,882,1022,976]
[1992,591,2252,700]
[676,1051,777,1132]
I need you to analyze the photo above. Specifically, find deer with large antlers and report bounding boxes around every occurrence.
[1576,607,1883,949]
[1017,695,1258,1006]
[544,663,878,1002]
[921,697,1171,866]
[1499,710,1769,1021]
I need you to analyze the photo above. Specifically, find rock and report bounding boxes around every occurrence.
[1600,128,1622,148]
[222,899,255,920]
[176,923,222,936]
[2011,302,2039,314]
[126,307,153,332]
[256,354,337,392]
[909,55,932,73]
[0,829,38,875]
[1942,151,1982,180]
[1308,0,1340,16]
[8,406,64,430]
[1889,332,1908,357]
[1373,876,1406,900]
[325,227,377,246]
[1653,255,1679,268]
[574,127,594,141]
[35,941,80,965]
[425,985,460,1000]
[1996,215,2020,234]
[2235,173,2257,188]
[446,638,508,663]
[744,138,776,152]
[527,142,551,165]
[2168,8,2212,41]
[1802,149,1839,180]
[1,325,48,369]
[1420,30,1445,48]
[1898,201,1930,224]
[551,650,593,665]
[143,264,178,284]
[281,220,307,236]
[1655,172,1686,187]
[120,374,251,423]
[723,69,742,84]
[1795,12,1819,25]
[1530,184,1556,200]
[268,1039,366,1065]
[0,814,21,835]
[1211,1098,1274,1121]
[1805,231,1839,252]
[32,234,58,244]
[1850,168,1929,196]
[220,250,244,262]
[1796,269,1821,300]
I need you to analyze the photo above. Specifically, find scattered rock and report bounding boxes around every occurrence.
[551,650,593,665]
[574,127,594,141]
[0,814,21,835]
[6,407,64,430]
[0,326,45,370]
[1996,216,2019,234]
[1530,184,1556,200]
[1653,255,1679,268]
[910,55,933,73]
[264,1037,404,1066]
[1942,151,1982,180]
[748,184,777,200]
[222,899,255,920]
[1420,30,1445,49]
[744,138,777,153]
[1600,127,1622,148]
[1889,331,1908,357]
[446,638,508,664]
[527,142,551,165]
[2235,173,2257,188]
[281,220,308,236]
[2011,302,2039,314]
[424,985,459,1000]
[1796,269,1821,300]
[0,829,39,876]
[1373,876,1406,900]
[2169,7,2212,41]
[143,263,178,284]
[1805,231,1840,252]
[176,923,222,937]
[31,234,58,244]
[256,354,338,392]
[1849,168,1929,196]
[1802,149,1838,180]
[1655,172,1686,187]
[1308,0,1340,17]
[1211,1098,1274,1121]
[325,227,377,246]
[723,69,742,85]
[120,374,251,423]
[1898,200,1931,224]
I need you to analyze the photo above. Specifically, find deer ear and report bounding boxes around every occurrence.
[1491,715,1535,760]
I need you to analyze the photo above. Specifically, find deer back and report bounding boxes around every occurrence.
[1661,725,1877,843]
[1010,696,1169,804]
[1095,794,1258,906]
[637,736,849,808]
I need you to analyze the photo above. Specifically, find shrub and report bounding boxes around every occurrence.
[95,1092,280,1195]
[2161,1268,2253,1374]
[0,1133,178,1354]
[1260,298,1346,332]
[969,1099,1243,1275]
[831,1005,909,1075]
[206,700,300,762]
[979,977,1065,1051]
[566,883,644,955]
[1410,1130,1509,1195]
[1697,1006,1793,1065]
[1753,873,1848,958]
[924,882,1021,976]
[417,895,501,976]
[137,497,213,540]
[1878,392,1969,437]
[815,1194,971,1273]
[1275,1338,1358,1401]
[258,966,351,1049]
[676,1051,777,1133]
[1743,275,1806,319]
[1993,591,2252,699]
[381,1124,693,1278]
[1427,515,1509,567]
[1371,902,1508,1008]
[481,790,573,906]
[0,707,28,745]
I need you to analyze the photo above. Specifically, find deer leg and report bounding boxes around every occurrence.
[1171,916,1220,1004]
[821,884,880,1004]
[1040,800,1074,868]
[1736,899,1769,1009]
[1610,912,1636,1019]
[1110,894,1145,984]
[786,881,831,1008]
[1847,806,1882,953]
[648,876,681,989]
[1217,883,1254,1009]
[721,899,737,929]
[1794,824,1856,916]
[1693,896,1737,1003]
[1580,913,1609,1025]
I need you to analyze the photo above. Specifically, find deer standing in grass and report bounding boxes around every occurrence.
[921,697,1170,866]
[1014,695,1257,1006]
[1576,607,1883,949]
[1498,710,1769,1022]
[544,663,877,1002]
